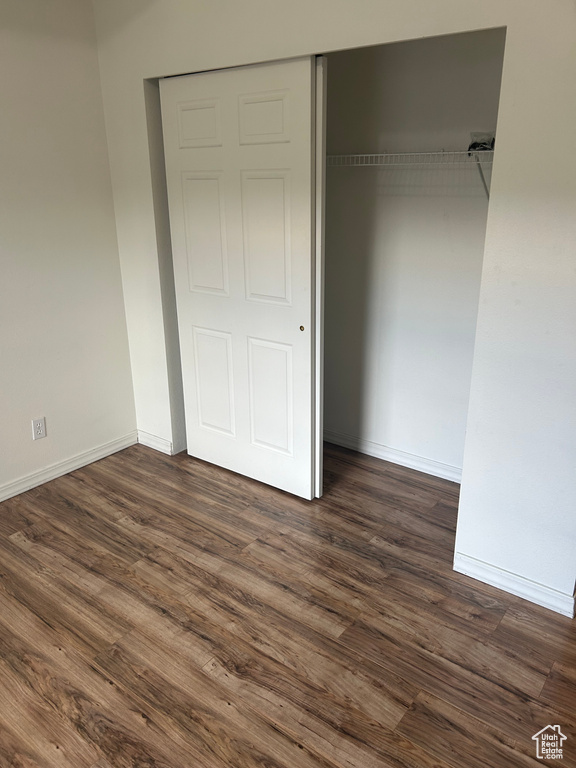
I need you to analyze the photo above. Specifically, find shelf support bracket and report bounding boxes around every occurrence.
[474,152,490,200]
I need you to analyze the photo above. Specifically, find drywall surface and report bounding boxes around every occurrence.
[324,32,504,476]
[91,0,576,605]
[0,0,136,493]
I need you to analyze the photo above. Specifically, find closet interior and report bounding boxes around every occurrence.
[323,28,506,482]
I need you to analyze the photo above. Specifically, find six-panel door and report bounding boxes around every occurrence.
[160,57,315,499]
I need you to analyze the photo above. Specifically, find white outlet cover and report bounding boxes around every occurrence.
[32,417,46,440]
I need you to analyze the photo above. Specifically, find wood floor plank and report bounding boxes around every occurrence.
[0,659,100,767]
[214,558,356,639]
[319,479,458,546]
[0,740,48,768]
[383,564,510,633]
[493,605,576,671]
[25,483,153,566]
[0,442,574,768]
[0,591,212,768]
[95,629,341,768]
[330,493,456,547]
[343,597,548,697]
[262,524,398,587]
[201,653,451,768]
[323,443,460,501]
[323,446,456,511]
[396,691,549,768]
[95,581,217,668]
[354,585,550,684]
[0,722,63,768]
[0,538,130,658]
[48,472,136,523]
[9,522,129,597]
[368,529,455,573]
[242,535,371,613]
[337,618,568,747]
[103,559,412,764]
[245,528,392,602]
[0,494,36,538]
[93,448,271,543]
[118,443,269,508]
[120,516,356,640]
[539,662,576,724]
[132,547,416,729]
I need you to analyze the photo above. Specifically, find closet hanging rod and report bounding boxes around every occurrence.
[327,150,494,168]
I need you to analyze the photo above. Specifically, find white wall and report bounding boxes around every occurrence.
[324,31,505,480]
[0,0,136,499]
[91,0,576,613]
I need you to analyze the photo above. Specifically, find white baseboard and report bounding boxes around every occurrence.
[324,429,462,483]
[137,430,174,455]
[454,552,575,618]
[0,432,138,503]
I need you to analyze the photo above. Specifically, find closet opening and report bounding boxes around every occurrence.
[321,29,506,498]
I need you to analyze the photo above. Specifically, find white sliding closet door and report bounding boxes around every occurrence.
[161,57,319,499]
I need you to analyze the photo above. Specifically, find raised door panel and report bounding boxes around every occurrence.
[248,338,293,454]
[178,99,222,148]
[241,171,291,304]
[193,327,235,436]
[183,173,228,295]
[238,90,290,144]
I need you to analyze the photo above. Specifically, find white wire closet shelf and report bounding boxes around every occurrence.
[327,150,494,167]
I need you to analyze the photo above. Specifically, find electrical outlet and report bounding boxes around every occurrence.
[32,417,46,440]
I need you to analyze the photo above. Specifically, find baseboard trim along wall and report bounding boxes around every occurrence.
[137,430,175,455]
[0,432,138,503]
[324,429,462,483]
[454,552,576,618]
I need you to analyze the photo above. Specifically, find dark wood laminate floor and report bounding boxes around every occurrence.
[0,443,574,768]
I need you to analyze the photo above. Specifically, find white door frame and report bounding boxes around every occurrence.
[313,56,327,498]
